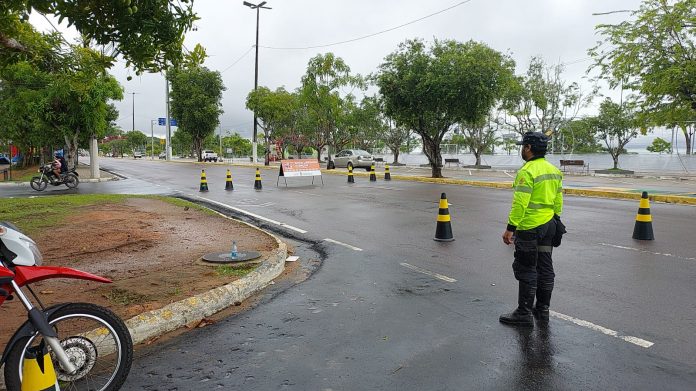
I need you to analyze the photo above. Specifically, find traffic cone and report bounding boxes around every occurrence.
[254,168,262,190]
[384,164,391,181]
[225,169,234,191]
[369,164,376,182]
[434,193,454,242]
[347,166,355,183]
[21,343,59,391]
[199,170,209,192]
[632,191,654,240]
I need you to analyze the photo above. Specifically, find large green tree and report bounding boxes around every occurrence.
[376,39,515,177]
[301,53,362,164]
[499,57,594,152]
[246,86,296,165]
[589,0,696,154]
[169,66,225,161]
[592,98,642,169]
[1,1,197,73]
[0,44,123,168]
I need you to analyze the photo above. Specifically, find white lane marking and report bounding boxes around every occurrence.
[503,171,513,178]
[550,310,654,348]
[323,238,363,251]
[468,170,472,176]
[599,242,696,262]
[196,196,308,234]
[399,262,457,283]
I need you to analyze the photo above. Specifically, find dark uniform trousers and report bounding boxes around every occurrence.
[512,217,557,292]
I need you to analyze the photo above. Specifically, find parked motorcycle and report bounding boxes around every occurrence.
[30,165,79,191]
[0,221,132,391]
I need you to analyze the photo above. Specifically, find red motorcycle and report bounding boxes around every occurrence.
[0,221,132,391]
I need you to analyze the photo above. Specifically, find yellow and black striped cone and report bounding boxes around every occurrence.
[369,164,376,182]
[199,170,209,192]
[21,345,59,391]
[434,192,454,242]
[347,166,355,183]
[225,169,234,191]
[384,164,391,181]
[632,191,654,240]
[254,168,262,190]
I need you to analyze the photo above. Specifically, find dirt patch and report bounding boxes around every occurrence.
[0,197,278,341]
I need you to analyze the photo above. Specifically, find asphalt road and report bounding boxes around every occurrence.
[4,158,696,390]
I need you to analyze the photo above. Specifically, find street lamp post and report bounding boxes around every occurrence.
[150,119,157,160]
[243,1,271,165]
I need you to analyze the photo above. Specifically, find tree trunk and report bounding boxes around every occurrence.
[392,148,400,164]
[613,155,619,169]
[684,129,693,155]
[64,133,79,170]
[421,136,443,178]
[264,130,270,166]
[475,151,482,166]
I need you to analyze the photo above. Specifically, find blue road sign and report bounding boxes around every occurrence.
[158,118,178,126]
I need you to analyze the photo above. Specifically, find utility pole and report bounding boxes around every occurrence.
[129,92,139,131]
[165,75,172,161]
[244,1,272,165]
[150,120,157,160]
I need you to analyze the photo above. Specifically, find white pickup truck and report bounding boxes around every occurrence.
[201,150,219,162]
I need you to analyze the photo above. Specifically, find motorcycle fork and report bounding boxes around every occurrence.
[9,280,78,374]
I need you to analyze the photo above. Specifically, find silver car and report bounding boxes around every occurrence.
[333,149,374,171]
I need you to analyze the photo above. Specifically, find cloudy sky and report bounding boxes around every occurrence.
[33,0,675,148]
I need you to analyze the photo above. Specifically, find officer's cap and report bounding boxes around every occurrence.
[516,132,549,147]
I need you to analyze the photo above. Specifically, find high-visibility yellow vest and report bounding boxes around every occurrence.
[507,157,563,231]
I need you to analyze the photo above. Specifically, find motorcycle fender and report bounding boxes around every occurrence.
[0,303,71,365]
[13,266,112,286]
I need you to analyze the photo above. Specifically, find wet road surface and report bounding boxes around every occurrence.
[3,158,696,390]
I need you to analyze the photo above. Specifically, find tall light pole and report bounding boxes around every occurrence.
[244,1,271,165]
[129,92,139,131]
[150,119,157,160]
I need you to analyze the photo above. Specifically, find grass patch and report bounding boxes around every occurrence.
[0,194,218,236]
[151,196,219,217]
[0,194,129,235]
[103,288,148,306]
[215,264,256,277]
[0,165,40,182]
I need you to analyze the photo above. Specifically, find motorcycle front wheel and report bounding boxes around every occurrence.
[64,173,79,189]
[4,303,133,391]
[29,176,47,191]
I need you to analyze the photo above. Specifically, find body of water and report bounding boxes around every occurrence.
[377,153,696,173]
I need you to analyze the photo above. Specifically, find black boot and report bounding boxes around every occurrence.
[533,289,552,322]
[499,283,535,327]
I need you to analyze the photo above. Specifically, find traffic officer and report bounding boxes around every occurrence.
[500,131,563,327]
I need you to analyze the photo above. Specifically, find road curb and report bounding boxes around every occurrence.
[320,169,696,205]
[124,216,287,346]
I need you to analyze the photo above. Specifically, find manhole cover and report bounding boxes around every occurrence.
[201,251,262,264]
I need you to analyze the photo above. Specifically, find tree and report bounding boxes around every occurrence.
[499,57,594,152]
[647,137,672,154]
[124,130,148,152]
[458,115,499,167]
[1,1,197,73]
[246,86,295,165]
[589,0,696,154]
[557,118,604,153]
[377,39,515,177]
[300,53,362,164]
[171,128,192,157]
[169,66,225,161]
[592,98,642,169]
[221,132,252,157]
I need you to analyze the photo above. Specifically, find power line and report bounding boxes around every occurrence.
[259,0,476,50]
[220,46,255,73]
